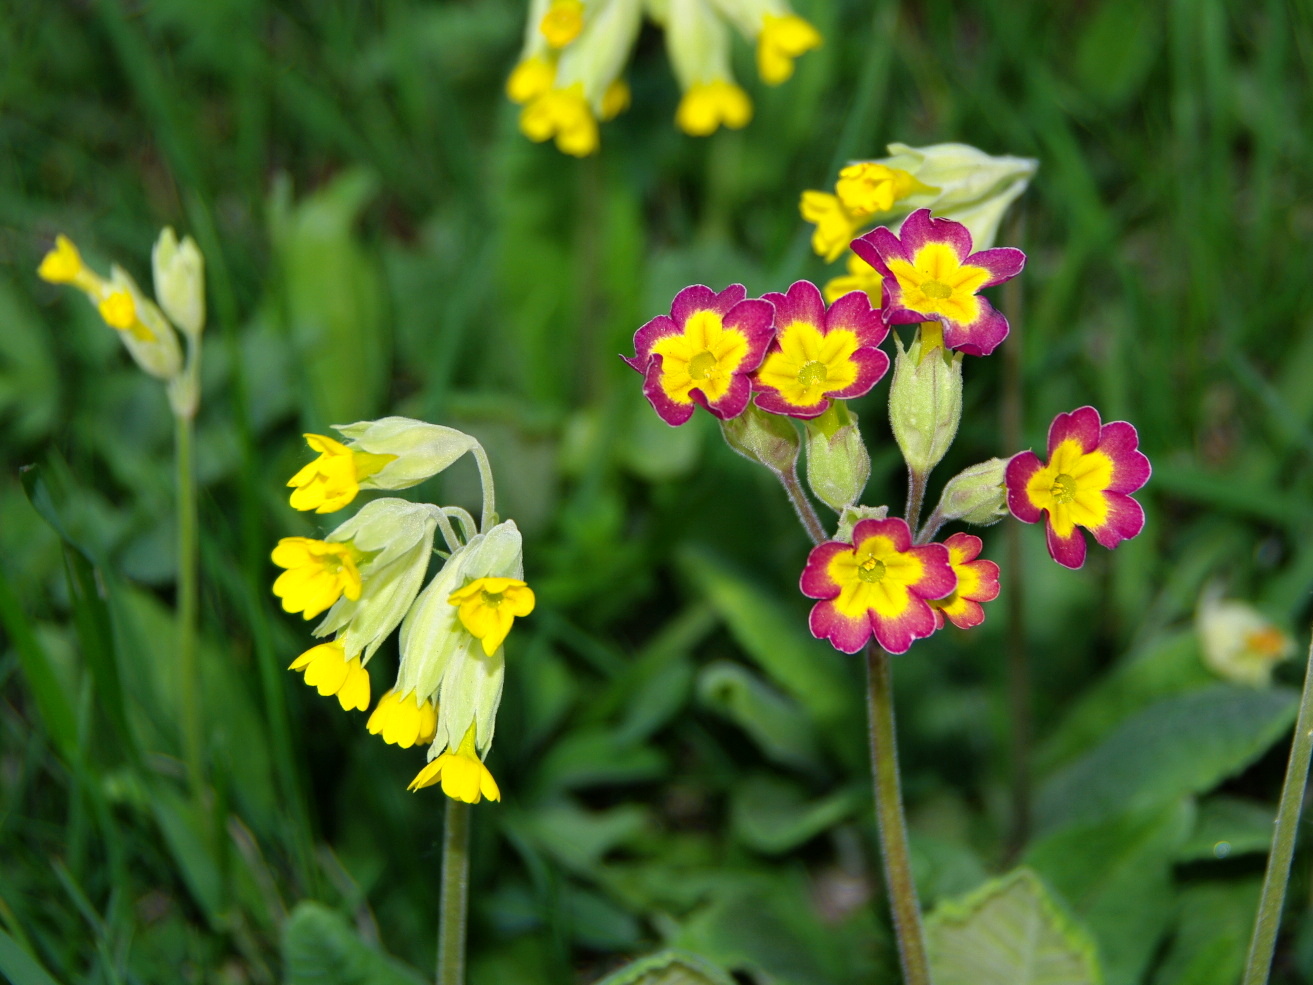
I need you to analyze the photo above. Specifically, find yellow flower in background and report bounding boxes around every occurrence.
[288,433,396,514]
[675,79,753,136]
[1197,594,1295,688]
[507,56,556,104]
[449,577,536,657]
[520,83,600,157]
[289,640,371,712]
[834,163,933,216]
[368,688,438,749]
[271,537,364,619]
[96,289,156,342]
[823,252,884,305]
[756,13,821,85]
[800,192,864,264]
[408,724,501,803]
[540,0,586,47]
[38,235,103,294]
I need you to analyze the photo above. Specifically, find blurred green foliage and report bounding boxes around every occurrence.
[1,0,1312,982]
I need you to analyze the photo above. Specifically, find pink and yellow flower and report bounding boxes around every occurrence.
[624,284,775,426]
[800,517,956,654]
[1006,406,1150,569]
[851,208,1026,357]
[751,280,888,419]
[928,533,1000,630]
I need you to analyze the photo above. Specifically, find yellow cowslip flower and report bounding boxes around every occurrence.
[799,192,864,264]
[824,252,885,305]
[507,55,557,105]
[272,537,364,620]
[38,235,103,294]
[600,78,631,120]
[289,640,371,712]
[520,83,600,157]
[97,289,156,342]
[835,163,933,216]
[288,433,396,514]
[667,0,754,137]
[675,80,752,136]
[540,0,585,48]
[408,724,501,803]
[756,13,821,85]
[367,688,438,748]
[448,576,536,657]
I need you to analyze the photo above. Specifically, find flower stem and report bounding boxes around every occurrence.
[865,645,931,985]
[778,466,827,545]
[905,468,928,536]
[174,410,205,813]
[1242,626,1313,985]
[437,799,471,985]
[471,444,497,533]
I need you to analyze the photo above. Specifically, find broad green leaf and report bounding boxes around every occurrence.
[926,868,1102,985]
[0,928,63,985]
[1177,796,1275,862]
[510,800,651,876]
[1036,684,1297,830]
[1026,801,1193,985]
[1152,879,1261,985]
[282,902,425,985]
[592,950,737,985]
[730,775,861,854]
[698,661,821,771]
[532,728,667,794]
[0,565,77,760]
[0,277,58,442]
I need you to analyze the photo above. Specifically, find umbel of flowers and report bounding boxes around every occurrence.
[272,417,534,804]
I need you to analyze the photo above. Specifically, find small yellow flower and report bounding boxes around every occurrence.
[600,78,631,120]
[38,235,103,294]
[367,688,438,748]
[675,80,752,136]
[287,433,397,514]
[289,640,371,711]
[449,576,536,656]
[799,191,863,263]
[96,289,158,343]
[272,537,364,620]
[408,724,501,803]
[540,0,585,48]
[756,13,821,85]
[824,253,885,305]
[506,56,557,105]
[834,163,932,216]
[520,83,599,156]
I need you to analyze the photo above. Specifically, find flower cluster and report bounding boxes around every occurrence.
[507,0,820,156]
[626,162,1150,656]
[272,417,534,803]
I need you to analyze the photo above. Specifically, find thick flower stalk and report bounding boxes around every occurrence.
[1005,406,1150,568]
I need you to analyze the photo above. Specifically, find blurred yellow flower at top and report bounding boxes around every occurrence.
[520,83,599,156]
[449,576,536,656]
[540,0,585,48]
[507,56,556,105]
[601,78,631,120]
[287,432,396,514]
[409,724,501,803]
[39,235,101,293]
[835,163,933,216]
[756,13,821,85]
[824,252,884,306]
[97,289,156,342]
[800,191,863,263]
[675,79,752,136]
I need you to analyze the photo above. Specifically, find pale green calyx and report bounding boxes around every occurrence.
[835,504,889,543]
[888,325,963,479]
[804,401,870,512]
[936,457,1010,526]
[152,227,206,339]
[333,416,480,491]
[108,265,183,382]
[720,403,800,474]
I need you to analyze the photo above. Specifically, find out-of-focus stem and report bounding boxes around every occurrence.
[778,466,827,545]
[175,410,204,813]
[437,800,471,985]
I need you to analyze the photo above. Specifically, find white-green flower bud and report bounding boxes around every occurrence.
[151,227,205,339]
[804,402,870,511]
[936,458,1010,526]
[720,403,800,474]
[1196,593,1295,688]
[333,416,479,491]
[888,325,962,479]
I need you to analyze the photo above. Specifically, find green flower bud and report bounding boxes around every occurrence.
[936,458,1010,526]
[719,403,800,474]
[152,227,206,339]
[333,416,480,491]
[888,324,962,479]
[834,504,888,543]
[804,402,870,511]
[107,265,183,382]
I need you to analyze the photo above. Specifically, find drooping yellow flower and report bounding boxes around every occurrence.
[408,724,501,803]
[834,163,932,216]
[506,56,557,104]
[38,235,103,294]
[289,640,371,711]
[272,537,364,620]
[824,252,885,305]
[449,576,536,656]
[287,433,396,514]
[675,80,752,136]
[96,289,156,342]
[799,192,863,264]
[367,688,438,748]
[756,13,821,85]
[540,0,585,47]
[520,83,599,157]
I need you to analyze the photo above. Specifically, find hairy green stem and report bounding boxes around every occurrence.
[437,800,472,985]
[778,466,827,545]
[866,646,931,985]
[175,411,204,813]
[1242,627,1313,985]
[471,444,497,533]
[905,468,929,536]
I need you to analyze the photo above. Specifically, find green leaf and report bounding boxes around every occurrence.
[925,868,1102,985]
[1036,684,1297,830]
[1151,879,1261,985]
[592,950,737,985]
[697,661,821,771]
[730,775,861,854]
[282,902,426,985]
[0,928,63,985]
[1026,801,1193,985]
[0,564,77,760]
[532,728,667,794]
[1177,795,1275,861]
[510,800,651,877]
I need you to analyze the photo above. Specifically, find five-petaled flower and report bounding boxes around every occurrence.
[801,517,956,654]
[288,640,371,712]
[624,284,774,426]
[288,433,397,514]
[1006,406,1150,569]
[852,208,1026,357]
[752,280,888,419]
[928,533,1000,630]
[409,723,501,803]
[449,576,537,656]
[367,688,439,749]
[272,537,363,619]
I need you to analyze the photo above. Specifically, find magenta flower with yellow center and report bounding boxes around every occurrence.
[851,208,1026,357]
[448,576,537,657]
[624,284,775,426]
[801,517,956,654]
[287,433,397,514]
[1006,406,1150,569]
[271,537,364,620]
[752,280,888,419]
[928,533,1000,631]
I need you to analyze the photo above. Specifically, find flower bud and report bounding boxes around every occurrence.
[1196,593,1295,688]
[332,416,479,491]
[834,504,888,543]
[803,402,870,511]
[719,403,799,474]
[936,458,1009,526]
[152,227,206,339]
[106,265,184,382]
[888,323,962,479]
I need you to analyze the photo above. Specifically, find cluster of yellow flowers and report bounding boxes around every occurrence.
[272,418,534,803]
[507,0,821,155]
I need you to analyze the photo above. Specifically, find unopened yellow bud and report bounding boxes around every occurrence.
[756,13,821,85]
[507,56,556,104]
[540,0,585,48]
[675,80,752,136]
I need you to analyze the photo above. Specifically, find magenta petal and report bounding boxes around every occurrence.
[1090,492,1145,550]
[809,600,872,654]
[1048,406,1102,456]
[943,301,1009,357]
[967,247,1026,287]
[851,516,913,552]
[723,298,777,370]
[1005,451,1044,523]
[764,280,825,328]
[900,209,973,263]
[671,284,746,325]
[944,599,986,631]
[754,389,829,419]
[827,347,890,400]
[907,542,955,600]
[943,531,982,563]
[872,598,937,655]
[826,292,888,348]
[800,541,851,599]
[641,358,695,427]
[695,374,752,420]
[1098,421,1152,494]
[628,314,680,370]
[851,227,902,275]
[882,298,929,326]
[1046,522,1087,569]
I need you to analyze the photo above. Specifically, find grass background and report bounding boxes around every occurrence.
[2,0,1312,982]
